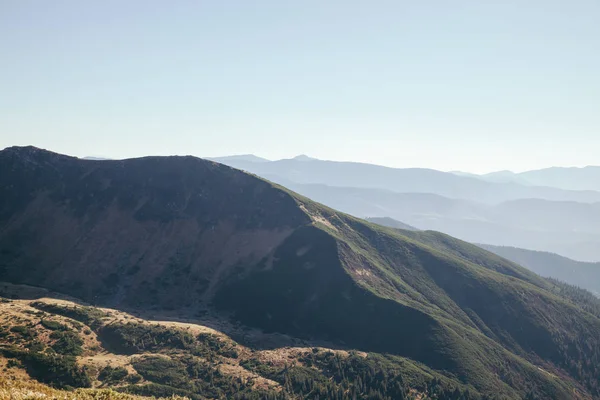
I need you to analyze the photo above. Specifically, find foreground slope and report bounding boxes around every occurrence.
[1,147,600,399]
[0,284,469,400]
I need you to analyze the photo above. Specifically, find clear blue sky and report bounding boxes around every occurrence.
[1,1,599,173]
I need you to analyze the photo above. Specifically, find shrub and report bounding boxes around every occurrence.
[1,348,91,389]
[131,356,188,387]
[26,340,46,352]
[98,323,195,354]
[10,325,33,338]
[41,319,68,331]
[125,374,142,384]
[99,365,129,384]
[30,302,107,329]
[50,331,84,356]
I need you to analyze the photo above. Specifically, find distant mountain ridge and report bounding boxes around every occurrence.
[207,156,600,261]
[2,146,600,398]
[211,156,600,205]
[478,244,600,296]
[451,166,600,191]
[209,155,600,261]
[253,180,600,262]
[206,154,270,163]
[364,217,418,231]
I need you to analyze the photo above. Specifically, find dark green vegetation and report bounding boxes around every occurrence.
[241,350,480,400]
[1,147,600,399]
[98,322,196,355]
[49,330,84,356]
[98,365,131,384]
[127,355,261,400]
[0,306,90,388]
[40,319,69,331]
[31,301,108,329]
[547,279,600,320]
[0,347,92,389]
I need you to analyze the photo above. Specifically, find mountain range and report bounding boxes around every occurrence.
[478,244,600,296]
[207,156,600,262]
[211,155,600,204]
[453,166,600,191]
[1,146,600,399]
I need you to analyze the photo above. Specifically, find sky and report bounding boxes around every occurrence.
[1,1,599,173]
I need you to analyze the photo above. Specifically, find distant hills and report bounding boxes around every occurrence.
[452,166,600,192]
[207,154,270,163]
[364,217,418,231]
[212,156,600,204]
[2,146,600,398]
[478,244,600,296]
[207,156,600,261]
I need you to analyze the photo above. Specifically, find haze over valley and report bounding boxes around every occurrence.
[212,155,600,263]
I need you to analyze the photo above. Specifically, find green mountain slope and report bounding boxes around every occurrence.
[1,147,600,399]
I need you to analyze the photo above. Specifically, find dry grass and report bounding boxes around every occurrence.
[0,375,188,400]
[0,289,362,398]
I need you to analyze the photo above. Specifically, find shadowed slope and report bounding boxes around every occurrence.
[0,146,309,307]
[1,147,600,399]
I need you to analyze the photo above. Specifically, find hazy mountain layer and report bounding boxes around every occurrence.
[364,217,418,231]
[1,147,600,399]
[212,156,600,204]
[478,244,600,296]
[454,166,600,191]
[268,182,600,262]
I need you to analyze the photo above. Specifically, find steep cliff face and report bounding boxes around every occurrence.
[1,147,600,399]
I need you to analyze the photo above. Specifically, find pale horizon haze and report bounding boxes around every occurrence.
[1,1,599,173]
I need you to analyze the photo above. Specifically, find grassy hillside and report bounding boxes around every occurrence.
[216,204,600,398]
[1,147,600,399]
[0,286,475,400]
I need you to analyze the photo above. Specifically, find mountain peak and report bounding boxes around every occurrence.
[292,154,316,161]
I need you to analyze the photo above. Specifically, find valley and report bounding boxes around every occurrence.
[0,147,599,399]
